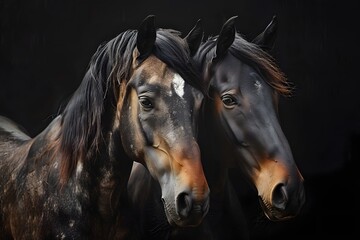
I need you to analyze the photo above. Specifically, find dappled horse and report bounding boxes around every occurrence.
[128,16,305,239]
[0,15,210,239]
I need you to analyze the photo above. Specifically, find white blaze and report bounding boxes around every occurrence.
[172,73,185,98]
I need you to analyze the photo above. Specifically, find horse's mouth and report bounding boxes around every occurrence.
[162,199,205,227]
[258,196,296,221]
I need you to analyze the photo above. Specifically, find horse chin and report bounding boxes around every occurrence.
[166,215,202,228]
[258,196,297,221]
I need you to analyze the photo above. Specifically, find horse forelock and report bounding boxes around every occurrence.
[195,34,292,96]
[153,29,205,94]
[230,34,291,96]
[193,37,218,95]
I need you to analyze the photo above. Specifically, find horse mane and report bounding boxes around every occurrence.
[52,28,203,183]
[195,33,292,96]
[152,29,204,92]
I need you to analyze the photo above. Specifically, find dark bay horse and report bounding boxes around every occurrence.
[127,16,305,239]
[0,15,210,239]
[197,15,305,223]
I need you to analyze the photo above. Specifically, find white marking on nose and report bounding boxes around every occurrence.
[172,73,185,98]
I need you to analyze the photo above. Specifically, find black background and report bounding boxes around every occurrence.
[1,0,359,238]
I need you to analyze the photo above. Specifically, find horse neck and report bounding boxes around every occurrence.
[54,103,133,231]
[90,113,134,221]
[66,112,134,238]
[32,112,133,190]
[199,101,229,196]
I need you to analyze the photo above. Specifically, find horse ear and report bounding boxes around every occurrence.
[137,15,156,60]
[215,16,237,60]
[184,19,204,57]
[252,15,278,52]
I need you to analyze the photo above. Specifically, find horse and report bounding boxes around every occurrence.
[195,15,306,237]
[0,15,210,239]
[127,15,306,239]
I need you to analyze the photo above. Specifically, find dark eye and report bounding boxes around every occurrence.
[221,94,237,108]
[139,96,154,110]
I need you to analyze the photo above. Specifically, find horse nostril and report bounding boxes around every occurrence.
[272,183,288,210]
[176,192,192,218]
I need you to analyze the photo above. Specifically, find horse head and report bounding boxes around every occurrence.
[195,16,305,221]
[118,16,209,227]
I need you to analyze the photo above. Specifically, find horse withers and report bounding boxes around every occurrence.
[0,15,209,239]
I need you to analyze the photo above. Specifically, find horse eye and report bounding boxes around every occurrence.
[221,94,237,108]
[139,96,154,110]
